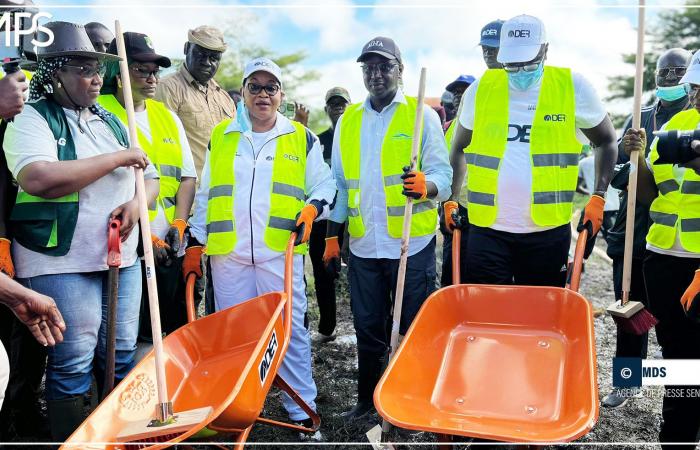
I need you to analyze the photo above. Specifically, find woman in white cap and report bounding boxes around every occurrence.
[623,49,700,449]
[186,57,335,432]
[2,21,158,439]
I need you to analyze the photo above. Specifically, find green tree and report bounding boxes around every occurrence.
[607,0,700,126]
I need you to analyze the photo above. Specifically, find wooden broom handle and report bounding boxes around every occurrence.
[114,20,170,413]
[389,67,427,358]
[621,0,645,305]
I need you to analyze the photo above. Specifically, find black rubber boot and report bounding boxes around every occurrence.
[341,351,383,422]
[47,395,87,441]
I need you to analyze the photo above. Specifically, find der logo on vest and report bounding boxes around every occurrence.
[544,114,567,122]
[508,29,530,38]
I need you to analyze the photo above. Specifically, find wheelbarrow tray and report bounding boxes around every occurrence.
[63,291,287,449]
[374,283,598,443]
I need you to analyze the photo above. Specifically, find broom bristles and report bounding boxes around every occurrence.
[613,308,658,335]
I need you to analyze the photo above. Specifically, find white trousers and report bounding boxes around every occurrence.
[211,253,317,421]
[0,341,8,410]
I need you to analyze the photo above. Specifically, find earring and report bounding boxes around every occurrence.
[57,81,62,89]
[117,79,122,88]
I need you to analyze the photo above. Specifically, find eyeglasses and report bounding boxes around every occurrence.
[657,67,687,78]
[503,62,541,73]
[130,66,161,79]
[246,82,280,96]
[62,64,106,79]
[361,63,398,75]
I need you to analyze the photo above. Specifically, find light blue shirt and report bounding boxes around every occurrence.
[330,89,452,259]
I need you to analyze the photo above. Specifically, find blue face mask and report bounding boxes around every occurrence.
[508,61,545,91]
[656,84,689,102]
[236,99,252,133]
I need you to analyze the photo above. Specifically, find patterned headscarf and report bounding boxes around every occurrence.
[28,56,114,123]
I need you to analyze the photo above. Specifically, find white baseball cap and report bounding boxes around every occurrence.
[242,57,282,85]
[497,14,547,64]
[680,49,700,85]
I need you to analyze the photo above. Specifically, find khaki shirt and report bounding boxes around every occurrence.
[156,64,235,177]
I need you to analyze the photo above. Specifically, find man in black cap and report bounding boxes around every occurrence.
[84,22,114,54]
[324,36,451,421]
[603,47,693,409]
[309,87,350,345]
[479,19,505,69]
[98,32,198,339]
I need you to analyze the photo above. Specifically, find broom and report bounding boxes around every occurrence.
[111,20,212,445]
[606,0,658,335]
[366,67,427,450]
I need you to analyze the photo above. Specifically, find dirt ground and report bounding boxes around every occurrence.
[7,235,697,449]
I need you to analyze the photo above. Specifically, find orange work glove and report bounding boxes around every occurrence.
[681,269,700,322]
[182,244,204,281]
[151,234,171,266]
[322,236,341,279]
[294,204,319,246]
[442,201,459,232]
[164,218,187,255]
[0,238,15,278]
[578,194,606,236]
[401,166,428,200]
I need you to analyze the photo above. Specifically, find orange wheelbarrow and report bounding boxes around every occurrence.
[374,228,598,446]
[62,233,319,449]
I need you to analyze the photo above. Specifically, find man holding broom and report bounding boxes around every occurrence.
[447,14,617,288]
[622,49,700,448]
[323,37,452,421]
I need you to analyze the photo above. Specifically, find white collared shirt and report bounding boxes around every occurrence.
[330,90,452,259]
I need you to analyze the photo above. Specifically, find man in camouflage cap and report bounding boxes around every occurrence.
[156,25,235,178]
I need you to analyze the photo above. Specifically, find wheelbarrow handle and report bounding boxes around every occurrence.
[185,273,197,323]
[108,218,122,267]
[282,232,296,340]
[568,227,588,293]
[452,228,461,285]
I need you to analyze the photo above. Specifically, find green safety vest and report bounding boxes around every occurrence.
[206,119,310,255]
[445,119,469,206]
[466,67,580,227]
[339,96,436,239]
[98,95,183,223]
[647,109,700,252]
[10,99,128,256]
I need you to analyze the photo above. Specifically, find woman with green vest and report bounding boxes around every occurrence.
[2,22,159,440]
[98,32,197,336]
[623,50,700,448]
[186,57,335,432]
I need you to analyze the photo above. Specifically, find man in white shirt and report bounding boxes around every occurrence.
[448,14,617,287]
[323,37,452,421]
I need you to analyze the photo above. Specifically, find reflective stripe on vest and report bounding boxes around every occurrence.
[339,96,436,239]
[647,109,700,252]
[466,67,580,227]
[205,119,309,255]
[98,95,183,223]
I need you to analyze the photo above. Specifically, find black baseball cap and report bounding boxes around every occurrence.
[107,32,171,68]
[357,36,402,63]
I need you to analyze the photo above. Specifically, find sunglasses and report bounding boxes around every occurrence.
[62,64,106,79]
[246,82,280,96]
[131,65,161,79]
[657,67,687,78]
[503,61,541,73]
[361,63,398,75]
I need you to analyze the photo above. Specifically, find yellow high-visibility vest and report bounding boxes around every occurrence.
[98,94,183,223]
[466,67,580,227]
[338,96,436,238]
[647,109,700,252]
[206,119,309,255]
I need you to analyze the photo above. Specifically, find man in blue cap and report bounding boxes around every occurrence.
[441,74,475,286]
[479,19,505,69]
